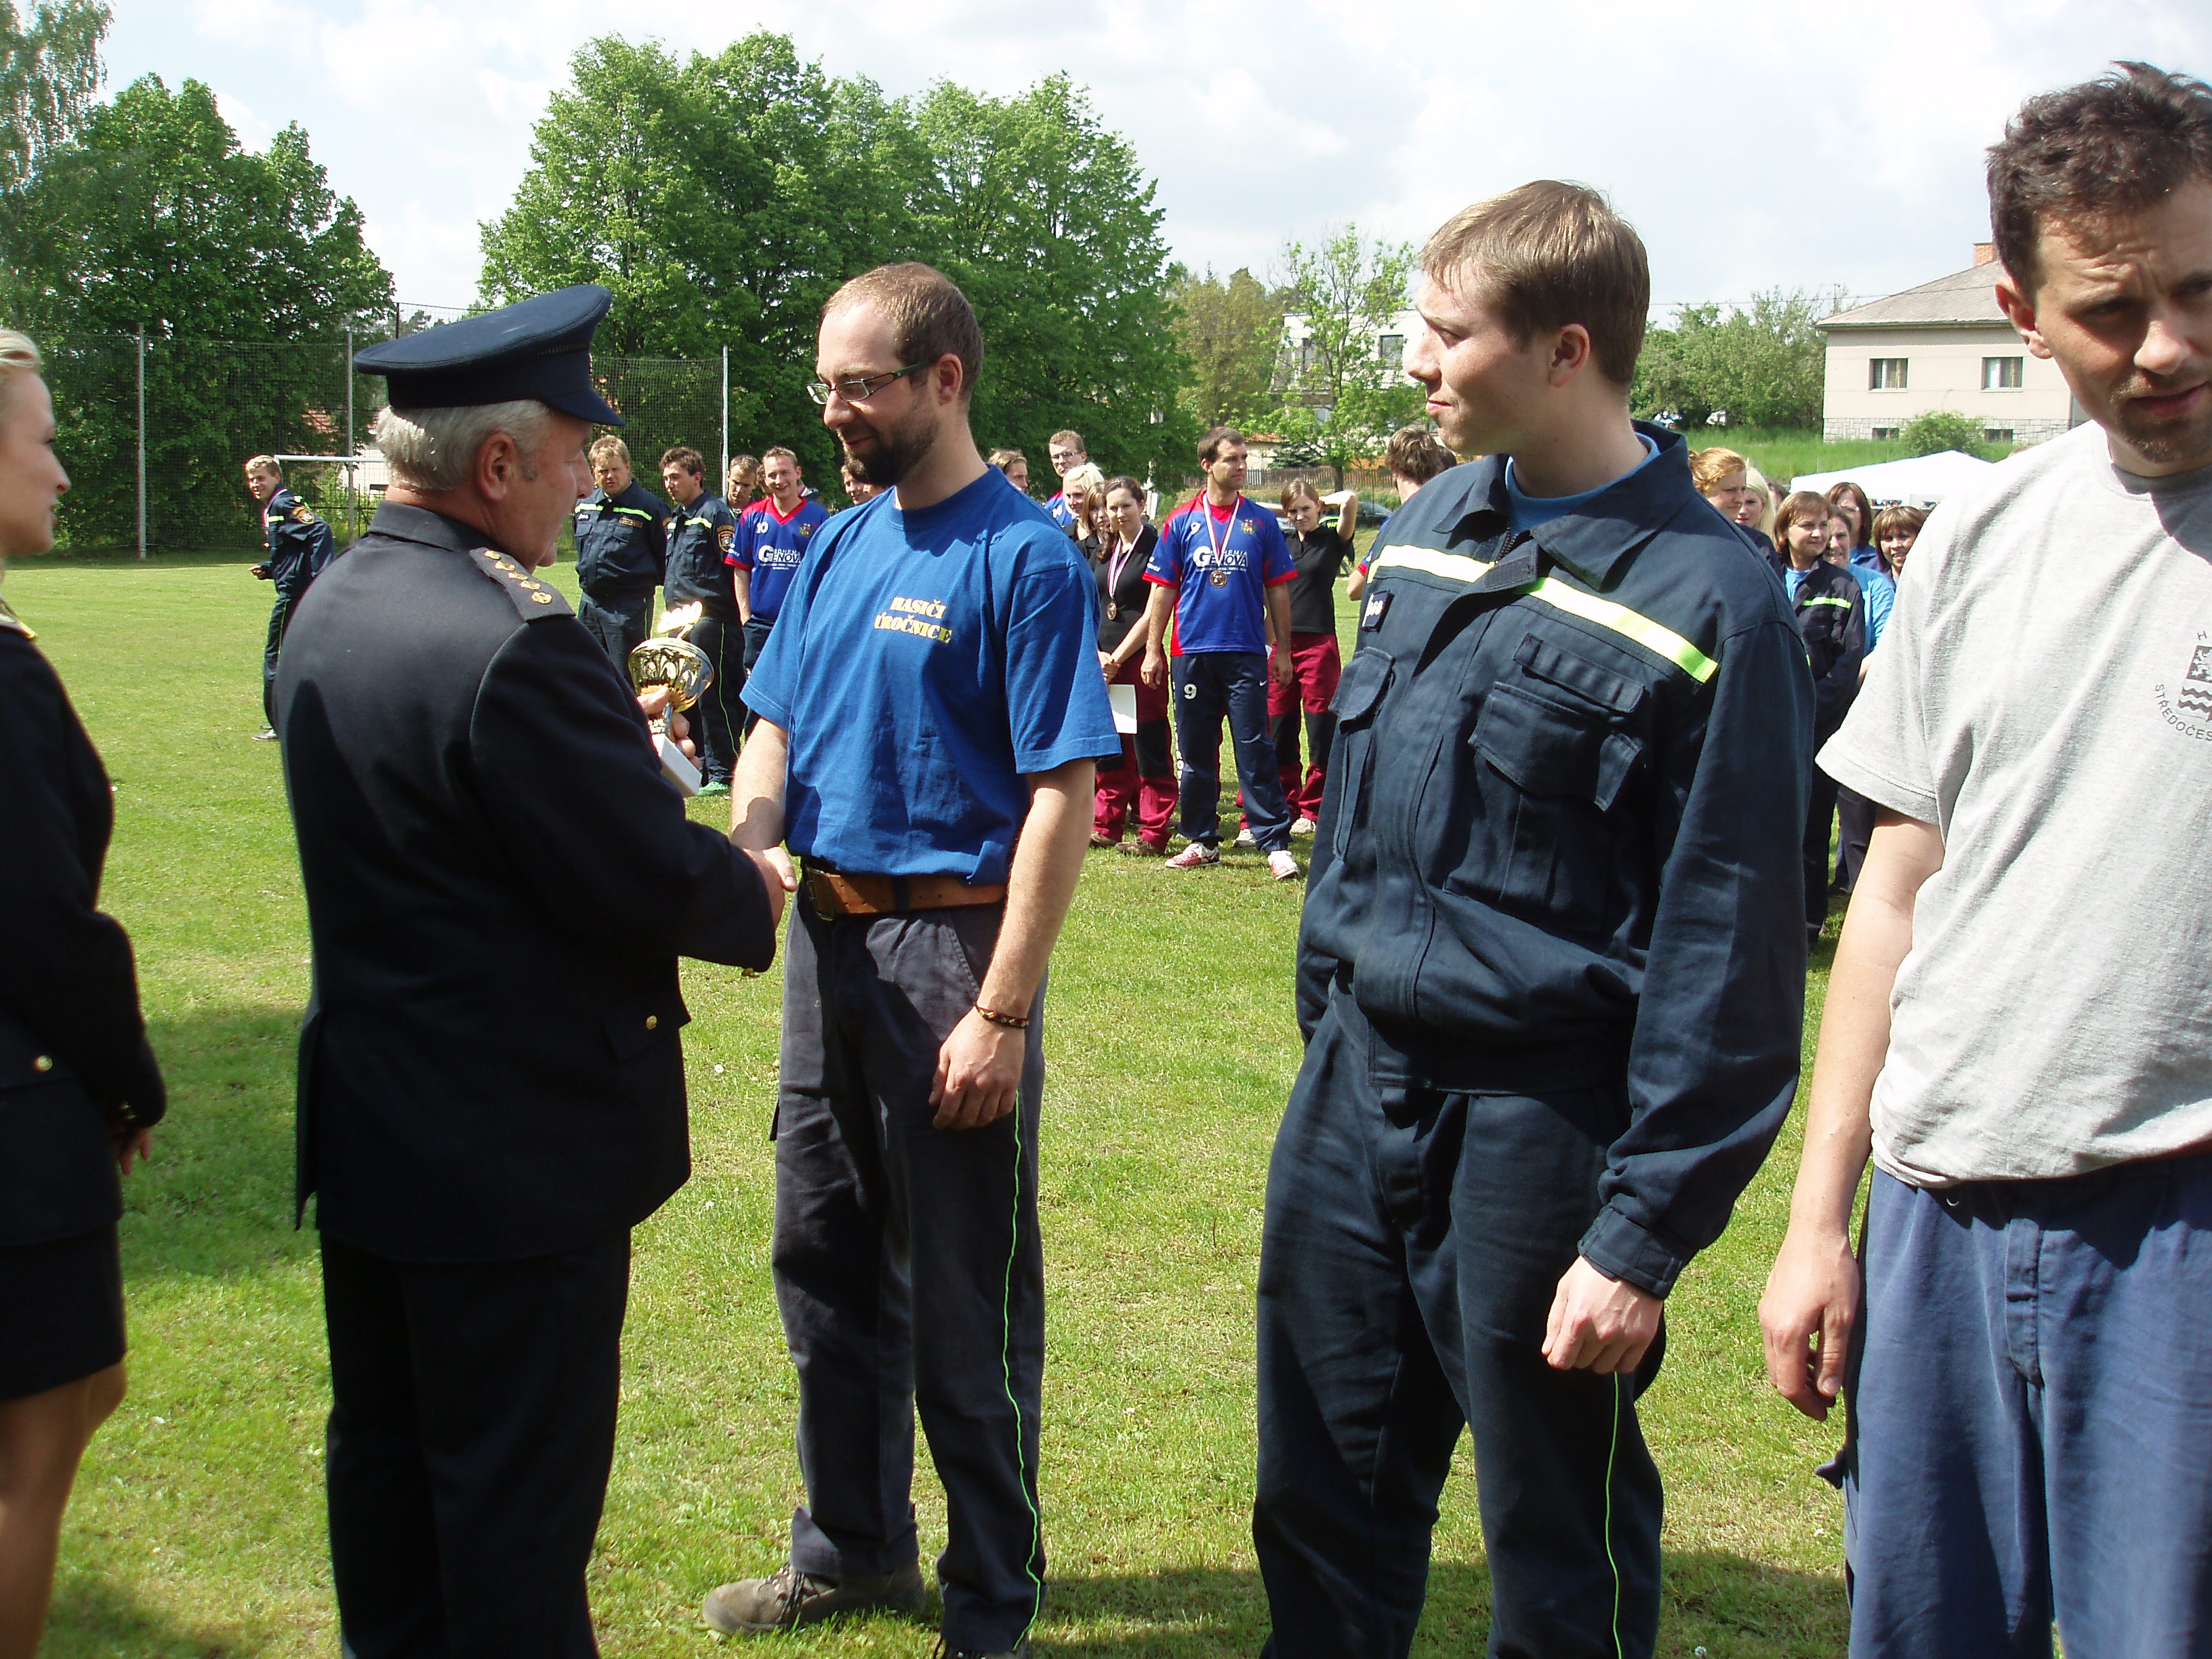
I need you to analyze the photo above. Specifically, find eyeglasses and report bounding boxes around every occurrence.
[805,363,928,406]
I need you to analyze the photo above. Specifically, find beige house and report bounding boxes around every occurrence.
[1819,245,2078,446]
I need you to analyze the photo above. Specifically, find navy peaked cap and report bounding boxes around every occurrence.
[354,285,625,426]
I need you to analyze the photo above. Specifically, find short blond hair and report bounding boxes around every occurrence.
[244,453,282,479]
[762,445,798,468]
[588,435,630,468]
[0,329,40,391]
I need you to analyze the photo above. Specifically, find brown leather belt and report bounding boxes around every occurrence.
[804,866,1007,918]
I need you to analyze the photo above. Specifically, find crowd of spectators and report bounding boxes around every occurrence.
[1691,445,1926,935]
[988,422,1456,877]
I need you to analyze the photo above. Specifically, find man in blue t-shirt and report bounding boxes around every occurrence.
[1136,426,1300,877]
[710,262,1115,1659]
[730,446,830,737]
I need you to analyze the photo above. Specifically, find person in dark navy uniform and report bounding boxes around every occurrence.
[0,327,165,1658]
[657,444,743,794]
[571,434,667,667]
[244,454,337,739]
[1253,184,1814,1659]
[276,285,784,1659]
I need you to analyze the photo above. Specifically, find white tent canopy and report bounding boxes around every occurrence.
[1790,449,1994,508]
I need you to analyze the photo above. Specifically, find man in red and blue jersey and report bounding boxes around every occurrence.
[731,445,830,732]
[1138,426,1300,879]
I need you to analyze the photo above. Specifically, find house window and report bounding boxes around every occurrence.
[1872,427,1900,441]
[1869,358,1908,390]
[1983,356,2024,390]
[1983,428,2014,445]
[1378,333,1405,367]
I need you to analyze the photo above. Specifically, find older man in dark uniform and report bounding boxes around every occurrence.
[273,285,783,1659]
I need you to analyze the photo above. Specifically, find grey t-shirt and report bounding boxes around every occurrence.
[1820,422,2212,1185]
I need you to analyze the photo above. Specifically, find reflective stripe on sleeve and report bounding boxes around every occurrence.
[1370,545,1496,583]
[1801,595,1854,610]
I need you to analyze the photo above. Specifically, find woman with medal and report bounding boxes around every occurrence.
[0,328,167,1656]
[1088,475,1176,853]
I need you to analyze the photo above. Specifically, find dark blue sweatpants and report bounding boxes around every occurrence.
[1172,651,1292,852]
[1841,1160,2212,1658]
[771,890,1047,1653]
[1254,996,1664,1659]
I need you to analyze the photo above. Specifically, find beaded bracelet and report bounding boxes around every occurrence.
[975,1003,1031,1031]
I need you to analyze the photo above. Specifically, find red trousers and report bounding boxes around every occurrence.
[1095,658,1176,846]
[1243,632,1341,826]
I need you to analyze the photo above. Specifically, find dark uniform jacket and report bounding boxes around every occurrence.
[273,502,775,1263]
[0,614,165,1248]
[573,480,668,603]
[661,491,742,619]
[260,487,338,593]
[1091,524,1157,654]
[1764,552,1866,741]
[1299,428,1813,1297]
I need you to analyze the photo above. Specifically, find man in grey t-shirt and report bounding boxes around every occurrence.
[1759,63,2212,1658]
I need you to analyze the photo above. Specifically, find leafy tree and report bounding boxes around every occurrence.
[485,41,1193,485]
[911,75,1191,482]
[1632,288,1839,430]
[14,75,394,547]
[1271,226,1420,488]
[1168,264,1284,429]
[1899,409,1986,457]
[0,0,102,191]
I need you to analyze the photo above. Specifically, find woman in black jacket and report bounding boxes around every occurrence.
[1768,489,1866,948]
[0,329,165,1653]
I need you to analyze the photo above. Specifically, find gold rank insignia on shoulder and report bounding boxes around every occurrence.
[0,591,33,638]
[532,592,553,604]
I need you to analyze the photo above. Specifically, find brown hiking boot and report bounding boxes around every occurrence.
[701,1560,926,1634]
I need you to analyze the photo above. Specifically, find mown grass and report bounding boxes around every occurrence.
[7,549,1849,1657]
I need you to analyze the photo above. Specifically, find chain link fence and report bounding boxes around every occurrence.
[43,324,729,556]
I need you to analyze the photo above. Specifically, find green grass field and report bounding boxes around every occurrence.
[5,548,1849,1658]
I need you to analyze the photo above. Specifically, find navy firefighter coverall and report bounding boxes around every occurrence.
[1256,427,1814,1659]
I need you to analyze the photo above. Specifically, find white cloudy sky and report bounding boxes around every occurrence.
[109,0,2209,319]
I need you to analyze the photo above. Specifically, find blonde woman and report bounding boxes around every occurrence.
[0,329,165,1658]
[1059,462,1106,550]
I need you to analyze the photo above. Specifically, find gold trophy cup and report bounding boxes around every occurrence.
[628,602,715,796]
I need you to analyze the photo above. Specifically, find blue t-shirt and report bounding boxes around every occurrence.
[742,468,1119,884]
[1144,493,1297,656]
[1503,434,1659,531]
[731,494,830,619]
[1783,565,1811,601]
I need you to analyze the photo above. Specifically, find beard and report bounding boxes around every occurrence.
[2110,375,2212,468]
[838,405,939,487]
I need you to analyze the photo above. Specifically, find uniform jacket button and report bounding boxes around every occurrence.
[644,1015,658,1031]
[33,1054,54,1072]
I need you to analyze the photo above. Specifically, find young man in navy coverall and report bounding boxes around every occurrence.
[1254,182,1814,1659]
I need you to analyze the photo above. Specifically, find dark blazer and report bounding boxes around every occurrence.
[0,615,165,1248]
[274,502,775,1263]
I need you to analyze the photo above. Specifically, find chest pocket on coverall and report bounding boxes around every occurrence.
[1463,630,1650,933]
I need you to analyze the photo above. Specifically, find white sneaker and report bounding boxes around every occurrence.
[1232,827,1258,849]
[1290,816,1318,837]
[1267,850,1300,881]
[252,726,279,741]
[1164,842,1219,869]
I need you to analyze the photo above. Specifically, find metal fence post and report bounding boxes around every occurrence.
[720,345,729,487]
[135,327,146,559]
[345,326,356,541]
